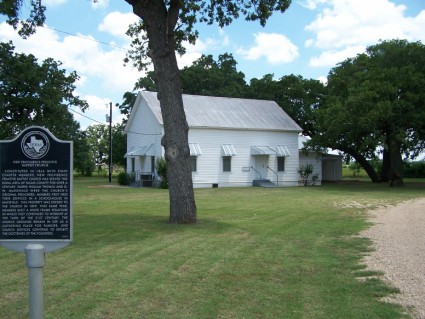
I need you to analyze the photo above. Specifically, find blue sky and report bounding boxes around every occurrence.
[1,0,425,129]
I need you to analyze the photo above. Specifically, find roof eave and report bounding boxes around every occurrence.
[188,126,302,132]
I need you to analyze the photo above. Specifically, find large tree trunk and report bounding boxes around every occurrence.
[155,57,197,224]
[130,1,197,223]
[388,136,404,187]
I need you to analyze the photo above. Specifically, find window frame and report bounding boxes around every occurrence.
[190,156,197,172]
[131,158,135,172]
[277,156,285,172]
[222,156,232,172]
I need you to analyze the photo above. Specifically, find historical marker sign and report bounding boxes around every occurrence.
[0,126,72,252]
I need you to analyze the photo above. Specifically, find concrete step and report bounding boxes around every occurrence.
[252,179,277,187]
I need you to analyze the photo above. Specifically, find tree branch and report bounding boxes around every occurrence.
[125,0,150,18]
[167,0,180,32]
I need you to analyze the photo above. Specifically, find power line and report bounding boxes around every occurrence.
[39,25,193,68]
[68,108,105,125]
[68,108,162,136]
[41,25,130,52]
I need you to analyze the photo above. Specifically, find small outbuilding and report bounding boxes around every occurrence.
[125,91,303,187]
[298,136,343,185]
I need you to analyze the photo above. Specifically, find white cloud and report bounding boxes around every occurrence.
[218,28,230,46]
[237,32,299,64]
[0,23,60,59]
[305,0,425,67]
[299,0,329,10]
[98,11,139,39]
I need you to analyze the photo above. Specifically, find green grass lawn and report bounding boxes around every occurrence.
[1,178,424,319]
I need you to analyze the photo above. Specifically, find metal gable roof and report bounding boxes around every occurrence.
[139,91,302,132]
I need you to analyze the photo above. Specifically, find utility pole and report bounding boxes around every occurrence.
[106,102,112,183]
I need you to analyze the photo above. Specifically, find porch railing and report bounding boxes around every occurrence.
[267,166,279,186]
[250,166,262,179]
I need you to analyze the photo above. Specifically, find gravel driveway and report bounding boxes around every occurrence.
[361,198,425,319]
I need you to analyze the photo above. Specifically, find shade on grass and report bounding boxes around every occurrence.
[1,178,423,318]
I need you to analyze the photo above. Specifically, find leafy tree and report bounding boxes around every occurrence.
[180,53,248,97]
[85,124,110,169]
[112,123,127,167]
[314,55,383,183]
[2,0,292,223]
[277,75,325,138]
[247,74,280,100]
[320,39,425,186]
[249,74,325,138]
[83,123,126,172]
[73,130,96,176]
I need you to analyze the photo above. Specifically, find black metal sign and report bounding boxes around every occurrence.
[0,126,72,252]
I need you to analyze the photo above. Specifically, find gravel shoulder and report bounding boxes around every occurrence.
[361,197,425,319]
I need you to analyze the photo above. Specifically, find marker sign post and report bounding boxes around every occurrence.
[0,126,73,319]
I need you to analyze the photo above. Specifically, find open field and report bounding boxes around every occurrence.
[1,178,424,319]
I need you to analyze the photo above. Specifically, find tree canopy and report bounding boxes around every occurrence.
[180,53,248,97]
[248,73,325,138]
[318,39,425,185]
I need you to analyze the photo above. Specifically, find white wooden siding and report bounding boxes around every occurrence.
[189,128,299,187]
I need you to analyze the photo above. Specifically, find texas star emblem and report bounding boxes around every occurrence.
[21,131,50,159]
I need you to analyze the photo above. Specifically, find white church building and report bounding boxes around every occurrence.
[124,91,340,188]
